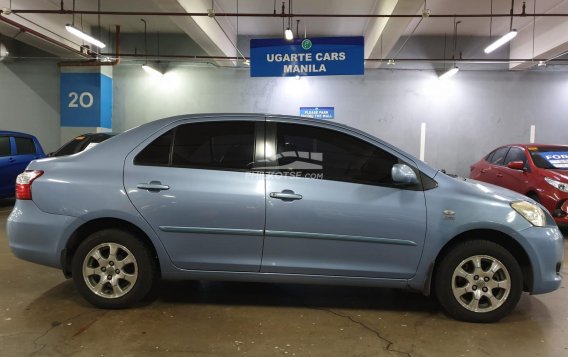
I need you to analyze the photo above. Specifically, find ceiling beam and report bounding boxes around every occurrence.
[152,0,238,66]
[509,0,568,69]
[364,0,424,68]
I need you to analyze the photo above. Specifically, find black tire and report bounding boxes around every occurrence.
[434,240,523,323]
[72,229,157,309]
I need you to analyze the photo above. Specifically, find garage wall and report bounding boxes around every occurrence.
[112,64,568,176]
[0,59,60,153]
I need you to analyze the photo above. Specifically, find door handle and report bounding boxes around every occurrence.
[270,190,303,201]
[137,181,170,192]
[480,169,487,173]
[496,173,503,178]
[8,157,15,162]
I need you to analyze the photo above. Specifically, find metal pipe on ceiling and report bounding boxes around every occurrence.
[99,52,567,64]
[7,10,568,18]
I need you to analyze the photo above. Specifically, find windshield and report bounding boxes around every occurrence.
[528,146,568,170]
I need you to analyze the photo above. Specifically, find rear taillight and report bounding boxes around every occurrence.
[15,170,43,200]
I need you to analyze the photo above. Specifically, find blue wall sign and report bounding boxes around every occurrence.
[60,73,112,128]
[250,37,364,77]
[300,107,335,120]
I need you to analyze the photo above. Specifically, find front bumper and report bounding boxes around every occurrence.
[520,225,564,294]
[7,200,82,269]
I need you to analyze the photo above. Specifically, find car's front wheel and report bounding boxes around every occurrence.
[72,229,157,308]
[434,240,523,323]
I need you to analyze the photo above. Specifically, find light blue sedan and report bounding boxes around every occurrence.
[7,114,564,322]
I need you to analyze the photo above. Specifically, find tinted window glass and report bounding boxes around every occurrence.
[0,137,10,157]
[272,123,403,187]
[14,137,36,155]
[504,147,526,165]
[485,150,495,162]
[134,129,174,166]
[172,122,255,171]
[489,147,509,166]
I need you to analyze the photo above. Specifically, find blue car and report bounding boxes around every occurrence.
[0,131,45,198]
[7,114,564,322]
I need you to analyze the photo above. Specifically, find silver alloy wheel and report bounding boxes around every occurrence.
[451,255,511,313]
[82,242,138,299]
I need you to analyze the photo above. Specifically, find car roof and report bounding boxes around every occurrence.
[503,144,568,149]
[0,130,36,137]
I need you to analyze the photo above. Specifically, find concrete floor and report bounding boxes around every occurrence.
[1,200,568,357]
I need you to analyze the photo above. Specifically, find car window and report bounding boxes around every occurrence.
[485,150,495,162]
[504,147,526,165]
[135,121,256,172]
[14,137,36,155]
[270,123,405,187]
[0,136,10,157]
[489,147,509,166]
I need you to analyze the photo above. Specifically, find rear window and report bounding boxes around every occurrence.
[14,137,36,155]
[134,121,256,171]
[529,146,568,170]
[0,136,10,157]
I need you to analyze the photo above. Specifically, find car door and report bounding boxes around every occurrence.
[123,119,266,272]
[499,146,530,193]
[483,146,510,185]
[0,135,15,197]
[12,136,42,173]
[261,121,427,279]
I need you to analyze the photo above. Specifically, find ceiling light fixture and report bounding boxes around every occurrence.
[65,1,105,49]
[65,24,106,48]
[484,30,517,54]
[142,64,162,76]
[439,66,459,80]
[283,0,294,41]
[440,19,460,80]
[485,0,517,54]
[140,19,163,76]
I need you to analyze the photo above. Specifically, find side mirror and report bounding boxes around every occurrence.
[392,164,419,185]
[507,161,525,170]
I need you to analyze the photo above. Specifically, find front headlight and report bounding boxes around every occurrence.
[511,201,546,227]
[544,177,568,192]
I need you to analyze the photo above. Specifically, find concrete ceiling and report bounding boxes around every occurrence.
[0,0,567,70]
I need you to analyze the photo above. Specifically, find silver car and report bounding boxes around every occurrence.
[7,114,564,322]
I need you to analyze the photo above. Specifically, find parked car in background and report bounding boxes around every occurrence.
[7,115,564,323]
[470,144,568,226]
[50,133,115,157]
[0,131,45,198]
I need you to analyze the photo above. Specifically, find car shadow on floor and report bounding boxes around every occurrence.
[0,198,15,209]
[154,280,441,314]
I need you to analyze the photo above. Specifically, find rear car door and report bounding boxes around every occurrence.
[124,119,266,272]
[483,146,510,185]
[261,121,427,279]
[12,136,42,175]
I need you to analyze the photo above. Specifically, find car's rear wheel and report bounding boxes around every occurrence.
[434,240,523,323]
[72,229,157,308]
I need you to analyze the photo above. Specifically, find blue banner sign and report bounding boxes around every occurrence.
[250,37,364,77]
[300,107,335,120]
[60,73,112,128]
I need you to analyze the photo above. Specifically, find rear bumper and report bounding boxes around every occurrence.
[7,200,82,269]
[521,226,564,294]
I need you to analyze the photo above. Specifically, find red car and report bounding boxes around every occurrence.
[470,144,568,226]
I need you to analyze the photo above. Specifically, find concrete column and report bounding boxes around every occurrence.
[59,66,113,144]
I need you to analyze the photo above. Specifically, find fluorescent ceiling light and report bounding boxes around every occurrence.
[142,64,163,76]
[484,30,517,54]
[284,28,294,41]
[439,66,459,80]
[65,25,106,48]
